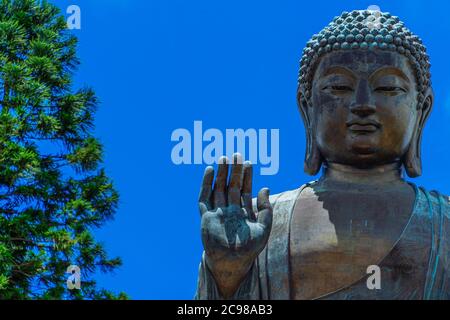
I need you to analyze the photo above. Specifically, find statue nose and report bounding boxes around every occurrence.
[349,103,376,117]
[350,80,376,117]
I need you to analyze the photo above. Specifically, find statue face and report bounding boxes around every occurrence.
[310,50,420,168]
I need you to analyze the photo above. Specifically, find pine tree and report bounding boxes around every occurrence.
[0,0,127,299]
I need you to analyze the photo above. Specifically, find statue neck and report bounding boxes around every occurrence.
[320,162,406,189]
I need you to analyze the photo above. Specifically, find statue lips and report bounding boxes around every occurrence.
[346,119,381,133]
[346,119,381,155]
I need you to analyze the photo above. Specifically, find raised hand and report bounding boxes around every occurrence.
[198,153,273,298]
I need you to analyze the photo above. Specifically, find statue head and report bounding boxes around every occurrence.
[297,9,433,177]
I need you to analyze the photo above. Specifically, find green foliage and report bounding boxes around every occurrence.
[0,0,127,299]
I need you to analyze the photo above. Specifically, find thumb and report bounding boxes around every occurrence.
[256,188,273,229]
[199,202,209,216]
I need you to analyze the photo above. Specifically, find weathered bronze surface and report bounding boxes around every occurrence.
[195,10,450,300]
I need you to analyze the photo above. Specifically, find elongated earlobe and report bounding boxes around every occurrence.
[297,90,322,175]
[404,126,422,178]
[404,91,433,177]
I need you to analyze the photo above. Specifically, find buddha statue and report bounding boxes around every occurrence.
[195,9,450,300]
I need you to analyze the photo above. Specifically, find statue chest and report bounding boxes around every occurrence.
[288,187,415,299]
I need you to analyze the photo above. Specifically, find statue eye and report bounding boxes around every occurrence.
[332,85,353,91]
[375,86,407,94]
[323,85,353,92]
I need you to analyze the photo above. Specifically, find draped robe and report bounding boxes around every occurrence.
[195,182,450,300]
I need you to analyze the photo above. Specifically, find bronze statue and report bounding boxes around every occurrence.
[195,9,450,300]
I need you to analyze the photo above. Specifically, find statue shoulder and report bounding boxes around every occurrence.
[435,190,450,216]
[251,183,312,213]
[433,190,450,219]
[417,186,450,219]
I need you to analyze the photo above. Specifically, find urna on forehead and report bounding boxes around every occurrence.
[298,9,431,104]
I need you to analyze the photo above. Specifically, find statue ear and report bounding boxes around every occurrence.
[297,89,322,175]
[404,88,434,177]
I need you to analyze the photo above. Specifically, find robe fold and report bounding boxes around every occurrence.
[194,182,450,300]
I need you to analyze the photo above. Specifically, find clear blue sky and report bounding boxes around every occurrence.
[53,0,450,299]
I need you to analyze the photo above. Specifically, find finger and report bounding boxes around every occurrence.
[213,156,228,208]
[241,161,255,220]
[198,166,214,214]
[227,153,243,206]
[256,188,273,228]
